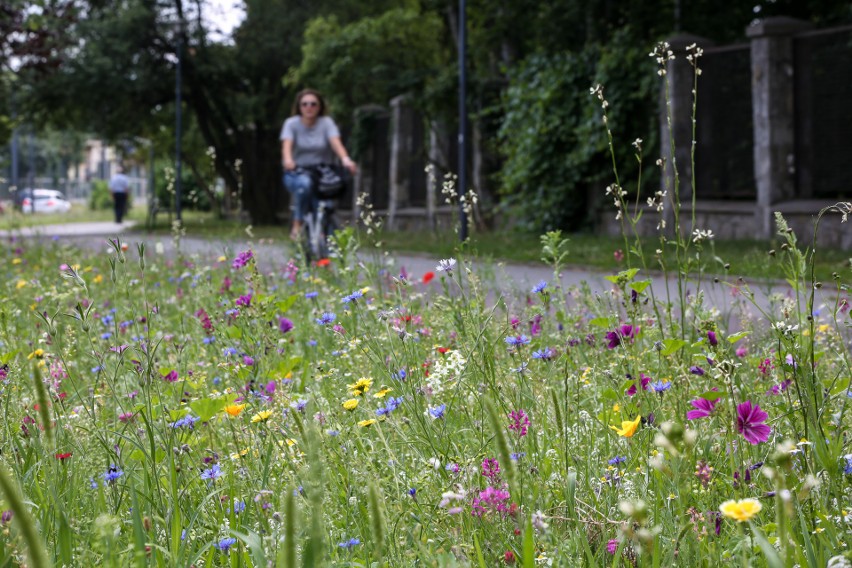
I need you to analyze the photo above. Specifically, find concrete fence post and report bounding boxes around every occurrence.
[388,95,415,230]
[747,16,813,238]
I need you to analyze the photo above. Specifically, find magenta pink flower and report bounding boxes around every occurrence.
[481,458,500,482]
[736,401,771,444]
[686,397,719,420]
[625,373,651,396]
[605,325,638,349]
[471,486,510,517]
[508,410,530,437]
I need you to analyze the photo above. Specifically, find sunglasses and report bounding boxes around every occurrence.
[300,100,319,107]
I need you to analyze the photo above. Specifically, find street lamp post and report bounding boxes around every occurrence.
[457,0,468,242]
[174,20,183,223]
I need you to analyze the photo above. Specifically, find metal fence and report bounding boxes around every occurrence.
[794,25,852,200]
[694,43,755,200]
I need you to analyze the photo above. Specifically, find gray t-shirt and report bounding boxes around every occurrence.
[279,115,340,167]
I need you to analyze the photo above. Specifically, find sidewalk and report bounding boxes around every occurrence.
[2,221,802,323]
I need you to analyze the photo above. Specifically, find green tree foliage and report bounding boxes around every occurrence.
[498,29,660,232]
[293,4,446,126]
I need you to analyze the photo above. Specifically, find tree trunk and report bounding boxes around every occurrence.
[238,127,285,226]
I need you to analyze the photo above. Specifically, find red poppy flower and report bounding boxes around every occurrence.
[55,452,72,461]
[316,258,331,267]
[422,271,435,284]
[436,347,449,355]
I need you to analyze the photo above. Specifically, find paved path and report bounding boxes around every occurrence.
[1,221,817,326]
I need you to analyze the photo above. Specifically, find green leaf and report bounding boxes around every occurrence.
[601,388,618,401]
[277,356,303,377]
[589,317,615,328]
[226,326,242,339]
[749,522,784,568]
[697,391,726,401]
[190,398,227,423]
[232,529,267,568]
[522,517,535,568]
[276,295,299,314]
[660,339,687,356]
[168,407,189,421]
[0,351,19,365]
[727,331,750,344]
[628,280,651,293]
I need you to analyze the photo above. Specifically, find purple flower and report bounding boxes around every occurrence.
[278,317,294,334]
[625,374,651,396]
[785,354,797,369]
[686,397,719,420]
[235,294,252,308]
[481,458,500,482]
[767,380,792,396]
[232,250,253,269]
[428,404,446,420]
[736,401,772,445]
[505,335,531,347]
[689,366,705,376]
[707,331,718,346]
[605,325,638,349]
[243,355,255,366]
[162,370,179,382]
[338,538,361,549]
[102,465,124,484]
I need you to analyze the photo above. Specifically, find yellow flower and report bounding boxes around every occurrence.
[11,258,21,265]
[719,498,762,522]
[612,403,620,412]
[348,377,373,397]
[217,255,227,262]
[251,410,273,423]
[373,387,392,399]
[230,449,249,460]
[358,419,377,428]
[93,274,104,284]
[27,349,45,360]
[223,403,246,417]
[342,398,359,411]
[16,280,27,289]
[610,415,641,438]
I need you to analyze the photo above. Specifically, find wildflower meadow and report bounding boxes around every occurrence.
[0,42,850,568]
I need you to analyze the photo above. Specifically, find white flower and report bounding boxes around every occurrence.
[436,258,457,272]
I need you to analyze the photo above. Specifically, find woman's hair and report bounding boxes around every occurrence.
[291,89,327,117]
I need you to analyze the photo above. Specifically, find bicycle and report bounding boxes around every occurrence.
[294,165,346,262]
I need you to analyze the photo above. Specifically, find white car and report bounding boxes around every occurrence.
[20,189,73,214]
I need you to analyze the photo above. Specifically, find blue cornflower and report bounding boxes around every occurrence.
[201,464,223,482]
[305,291,318,299]
[316,312,336,325]
[342,290,364,304]
[428,404,446,420]
[844,455,852,475]
[100,332,112,340]
[326,430,340,437]
[101,315,114,325]
[170,415,199,429]
[338,538,361,549]
[89,477,99,490]
[532,348,556,360]
[650,380,672,394]
[505,335,531,347]
[395,369,407,381]
[103,465,123,484]
[203,336,215,344]
[608,456,626,466]
[532,280,548,294]
[511,362,529,374]
[229,501,246,515]
[408,488,417,498]
[307,340,318,346]
[291,399,308,413]
[223,347,239,357]
[510,452,526,461]
[92,366,103,374]
[215,537,237,552]
[385,397,403,412]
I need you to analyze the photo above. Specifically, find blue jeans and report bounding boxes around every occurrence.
[283,170,316,222]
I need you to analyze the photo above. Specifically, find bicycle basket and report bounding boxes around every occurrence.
[314,164,347,199]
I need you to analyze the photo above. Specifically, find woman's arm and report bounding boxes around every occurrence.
[329,136,357,174]
[282,139,295,171]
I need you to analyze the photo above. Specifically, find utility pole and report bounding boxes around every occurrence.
[457,0,468,242]
[174,19,183,222]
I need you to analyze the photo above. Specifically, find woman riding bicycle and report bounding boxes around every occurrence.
[280,89,357,241]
